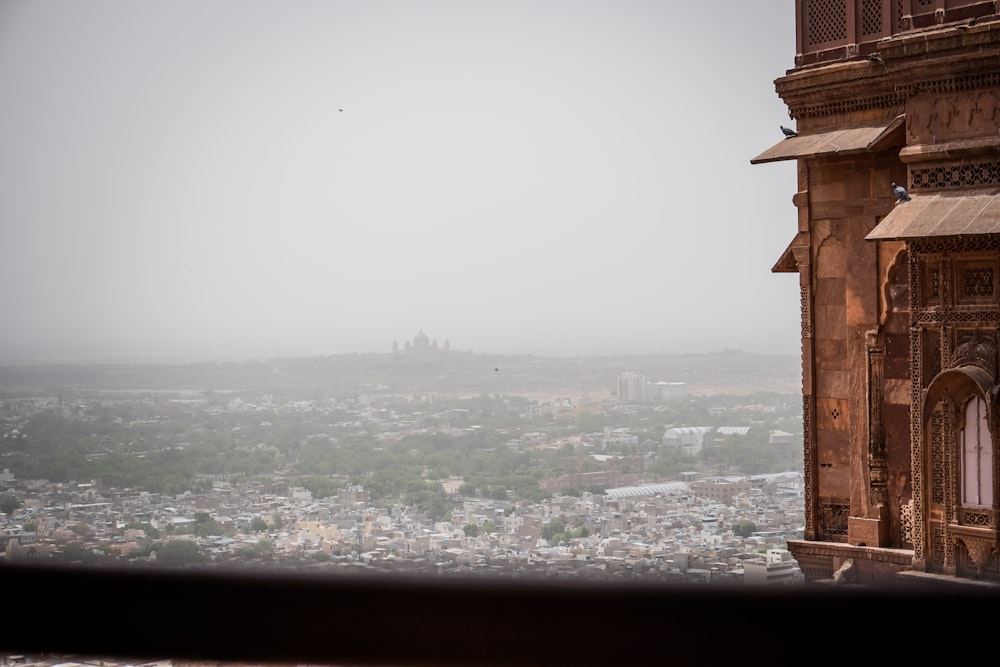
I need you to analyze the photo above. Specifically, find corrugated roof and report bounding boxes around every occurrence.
[605,482,689,500]
[664,426,713,436]
[866,188,1000,240]
[749,472,801,484]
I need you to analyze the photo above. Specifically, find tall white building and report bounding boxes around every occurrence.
[617,372,645,403]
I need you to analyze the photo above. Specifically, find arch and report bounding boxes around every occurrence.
[814,235,845,280]
[921,364,1000,577]
[922,365,996,426]
[879,245,908,326]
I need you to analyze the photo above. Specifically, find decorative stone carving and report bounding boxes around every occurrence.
[908,90,1000,143]
[800,284,812,339]
[933,96,958,134]
[803,393,816,539]
[910,159,1000,192]
[970,91,998,134]
[950,525,999,578]
[867,330,889,511]
[907,95,933,143]
[949,330,997,377]
[900,499,914,547]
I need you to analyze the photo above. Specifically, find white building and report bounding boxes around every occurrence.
[662,426,714,457]
[647,381,688,402]
[743,548,803,586]
[617,372,646,403]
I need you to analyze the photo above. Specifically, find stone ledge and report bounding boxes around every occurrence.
[788,539,914,564]
[897,569,1000,590]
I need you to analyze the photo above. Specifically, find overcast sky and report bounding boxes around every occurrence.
[1,1,799,363]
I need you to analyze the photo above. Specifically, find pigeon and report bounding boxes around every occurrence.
[781,125,798,138]
[892,182,911,202]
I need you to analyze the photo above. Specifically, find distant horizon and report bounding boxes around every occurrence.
[0,341,800,366]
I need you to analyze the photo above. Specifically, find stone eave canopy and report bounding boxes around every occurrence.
[750,115,904,165]
[772,232,807,274]
[866,188,1000,240]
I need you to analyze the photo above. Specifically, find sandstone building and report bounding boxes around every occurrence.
[754,0,1000,584]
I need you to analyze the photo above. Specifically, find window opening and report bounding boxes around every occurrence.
[961,396,993,507]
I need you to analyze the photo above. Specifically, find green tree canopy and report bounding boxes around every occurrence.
[155,539,204,565]
[0,494,20,515]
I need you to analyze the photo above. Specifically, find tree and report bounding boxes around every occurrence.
[70,522,94,537]
[463,524,479,537]
[234,539,273,560]
[542,517,567,542]
[125,522,160,539]
[193,513,226,538]
[0,494,19,515]
[301,475,344,499]
[155,539,204,565]
[732,520,758,538]
[58,542,100,564]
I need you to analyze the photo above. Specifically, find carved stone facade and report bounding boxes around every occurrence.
[755,1,1000,585]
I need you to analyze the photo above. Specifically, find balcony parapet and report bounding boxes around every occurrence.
[796,0,997,68]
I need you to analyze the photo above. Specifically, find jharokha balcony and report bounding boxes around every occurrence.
[796,0,997,66]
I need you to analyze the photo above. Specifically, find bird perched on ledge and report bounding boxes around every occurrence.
[780,125,798,138]
[892,182,911,203]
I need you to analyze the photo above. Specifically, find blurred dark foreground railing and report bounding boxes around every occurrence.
[2,563,993,666]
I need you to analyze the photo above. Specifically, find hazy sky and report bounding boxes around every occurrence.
[1,1,799,363]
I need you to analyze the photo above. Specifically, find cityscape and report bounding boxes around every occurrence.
[10,0,1000,664]
[0,343,805,587]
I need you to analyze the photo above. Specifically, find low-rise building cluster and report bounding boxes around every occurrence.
[0,466,803,585]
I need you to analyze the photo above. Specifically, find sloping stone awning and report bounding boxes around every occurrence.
[750,115,904,165]
[866,188,1000,240]
[772,231,808,273]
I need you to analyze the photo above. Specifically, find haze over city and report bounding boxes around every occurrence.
[1,1,798,363]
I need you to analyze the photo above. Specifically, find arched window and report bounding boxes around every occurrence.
[961,396,993,507]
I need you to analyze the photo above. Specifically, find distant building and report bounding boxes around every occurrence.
[394,330,453,357]
[338,485,369,507]
[647,381,688,402]
[617,372,645,403]
[768,430,796,446]
[663,426,750,458]
[540,471,638,493]
[743,549,803,586]
[662,426,714,457]
[601,427,638,449]
[689,477,751,505]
